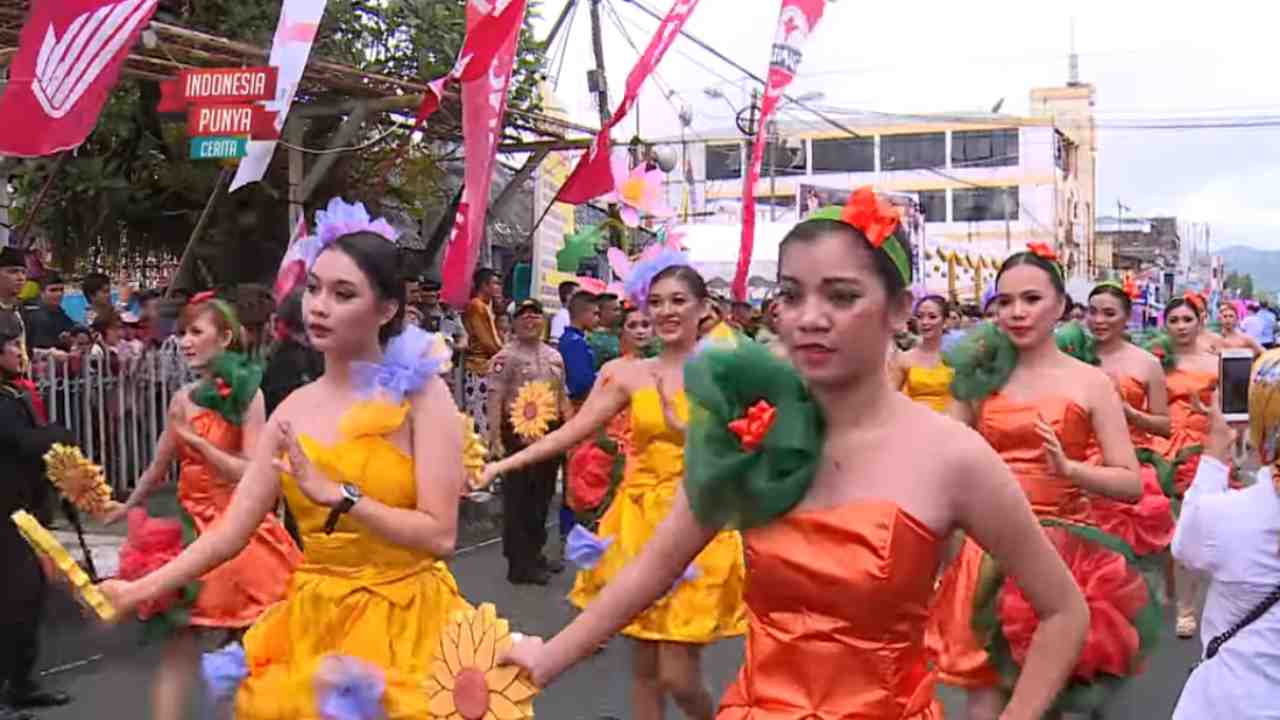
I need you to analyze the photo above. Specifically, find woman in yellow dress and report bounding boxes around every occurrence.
[499,188,1088,720]
[483,253,746,720]
[889,294,954,413]
[101,199,469,719]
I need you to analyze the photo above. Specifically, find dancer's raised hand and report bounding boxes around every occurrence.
[273,421,342,508]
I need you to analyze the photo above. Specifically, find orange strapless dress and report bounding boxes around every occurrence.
[1157,368,1217,497]
[717,501,943,719]
[179,410,302,628]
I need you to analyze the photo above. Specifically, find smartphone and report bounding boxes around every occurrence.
[1220,349,1253,423]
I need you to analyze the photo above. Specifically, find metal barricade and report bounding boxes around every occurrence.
[34,339,192,495]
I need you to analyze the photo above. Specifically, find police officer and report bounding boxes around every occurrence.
[486,299,573,585]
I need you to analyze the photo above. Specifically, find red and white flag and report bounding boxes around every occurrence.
[733,0,826,300]
[555,0,701,204]
[438,0,525,306]
[0,0,159,157]
[412,0,527,130]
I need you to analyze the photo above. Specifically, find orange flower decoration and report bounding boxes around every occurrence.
[1122,276,1140,300]
[1183,291,1205,313]
[727,400,777,453]
[1026,242,1058,263]
[424,603,536,720]
[840,187,902,248]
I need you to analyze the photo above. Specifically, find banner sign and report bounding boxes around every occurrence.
[158,66,277,112]
[733,0,825,300]
[186,105,279,140]
[0,0,160,157]
[230,0,329,191]
[437,0,526,306]
[555,0,700,205]
[190,137,249,160]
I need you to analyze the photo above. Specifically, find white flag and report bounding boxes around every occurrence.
[230,0,327,192]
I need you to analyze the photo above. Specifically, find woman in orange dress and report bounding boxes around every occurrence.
[931,249,1148,719]
[108,295,302,720]
[1156,295,1221,637]
[501,189,1090,720]
[1084,282,1175,561]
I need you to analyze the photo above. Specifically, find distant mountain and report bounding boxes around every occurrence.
[1219,245,1280,293]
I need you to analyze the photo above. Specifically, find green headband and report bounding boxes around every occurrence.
[190,294,242,340]
[809,206,912,286]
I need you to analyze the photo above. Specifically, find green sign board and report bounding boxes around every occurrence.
[189,136,248,160]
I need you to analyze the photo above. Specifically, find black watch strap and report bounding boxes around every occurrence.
[323,496,356,535]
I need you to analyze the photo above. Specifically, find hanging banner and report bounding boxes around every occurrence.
[229,0,328,192]
[0,0,160,157]
[733,0,826,300]
[438,1,525,306]
[555,0,700,205]
[157,66,278,112]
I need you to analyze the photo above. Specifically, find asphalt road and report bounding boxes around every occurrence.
[28,530,1201,720]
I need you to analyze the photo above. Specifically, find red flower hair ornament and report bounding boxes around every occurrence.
[1026,242,1058,263]
[728,400,777,453]
[809,186,911,285]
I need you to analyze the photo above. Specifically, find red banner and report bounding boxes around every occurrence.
[158,66,278,113]
[733,0,826,300]
[556,0,701,205]
[437,1,526,306]
[186,104,280,140]
[411,0,527,130]
[0,0,159,157]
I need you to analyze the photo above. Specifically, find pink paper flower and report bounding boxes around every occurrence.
[603,153,673,228]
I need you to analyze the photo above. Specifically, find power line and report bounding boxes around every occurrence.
[601,0,684,121]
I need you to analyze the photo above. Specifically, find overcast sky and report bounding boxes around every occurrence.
[532,0,1280,250]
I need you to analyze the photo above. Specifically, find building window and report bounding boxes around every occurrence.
[953,187,1018,222]
[763,139,808,176]
[917,190,947,223]
[1054,131,1074,175]
[811,137,875,173]
[880,133,945,171]
[705,142,742,180]
[951,129,1019,168]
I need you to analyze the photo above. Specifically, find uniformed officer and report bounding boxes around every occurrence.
[486,299,573,585]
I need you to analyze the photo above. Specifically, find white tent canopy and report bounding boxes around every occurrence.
[676,223,792,299]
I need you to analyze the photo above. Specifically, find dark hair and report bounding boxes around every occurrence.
[472,268,499,298]
[324,231,406,345]
[0,312,21,345]
[1164,297,1201,321]
[597,292,619,303]
[234,283,274,327]
[82,272,110,299]
[779,218,911,296]
[92,308,122,335]
[915,294,949,317]
[1089,284,1132,315]
[995,251,1066,296]
[558,280,580,303]
[568,290,598,317]
[650,265,709,300]
[278,287,307,337]
[43,274,65,287]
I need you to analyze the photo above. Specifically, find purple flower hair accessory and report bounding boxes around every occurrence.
[314,654,385,720]
[299,198,400,271]
[623,247,690,309]
[565,524,614,570]
[351,326,445,404]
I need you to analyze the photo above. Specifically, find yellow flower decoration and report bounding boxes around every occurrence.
[10,510,116,621]
[43,443,121,519]
[424,603,536,720]
[509,381,558,442]
[460,411,489,490]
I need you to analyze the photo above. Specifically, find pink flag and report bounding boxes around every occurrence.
[734,0,826,300]
[555,0,701,205]
[437,1,525,306]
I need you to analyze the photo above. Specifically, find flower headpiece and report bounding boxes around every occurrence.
[1024,242,1064,283]
[622,247,692,309]
[1094,280,1140,302]
[809,187,911,285]
[1182,291,1205,314]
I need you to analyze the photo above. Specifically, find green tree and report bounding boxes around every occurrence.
[1224,270,1255,299]
[9,0,548,287]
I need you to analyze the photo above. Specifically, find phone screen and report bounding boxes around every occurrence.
[1221,355,1253,416]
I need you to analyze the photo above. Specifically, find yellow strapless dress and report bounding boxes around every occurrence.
[569,387,747,643]
[902,364,954,414]
[235,400,470,720]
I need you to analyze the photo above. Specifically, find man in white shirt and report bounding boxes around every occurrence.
[547,280,578,343]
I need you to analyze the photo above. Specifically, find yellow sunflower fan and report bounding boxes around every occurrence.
[10,511,116,621]
[460,411,489,491]
[424,603,536,720]
[509,381,558,442]
[43,443,123,520]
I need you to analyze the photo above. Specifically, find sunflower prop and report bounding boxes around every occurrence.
[683,338,824,530]
[509,381,558,442]
[43,443,121,519]
[10,511,116,621]
[460,412,489,490]
[424,603,537,720]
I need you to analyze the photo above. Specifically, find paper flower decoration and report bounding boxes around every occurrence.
[943,321,1018,402]
[353,326,447,404]
[839,186,902,248]
[557,225,606,273]
[314,655,386,720]
[202,643,248,706]
[1026,242,1058,263]
[424,603,536,720]
[565,525,614,570]
[43,443,119,519]
[117,508,188,621]
[190,351,264,426]
[727,400,777,453]
[509,381,558,442]
[10,510,115,621]
[603,152,673,228]
[460,411,489,490]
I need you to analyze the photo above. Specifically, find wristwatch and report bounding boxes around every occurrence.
[323,483,363,535]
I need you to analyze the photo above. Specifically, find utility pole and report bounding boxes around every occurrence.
[587,0,625,254]
[767,119,777,222]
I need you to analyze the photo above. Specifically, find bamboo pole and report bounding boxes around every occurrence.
[165,167,231,299]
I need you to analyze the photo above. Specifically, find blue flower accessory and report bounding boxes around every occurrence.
[314,655,386,720]
[565,524,614,570]
[201,642,248,707]
[351,326,447,404]
[623,247,691,310]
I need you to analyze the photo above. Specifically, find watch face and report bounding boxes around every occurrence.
[342,483,363,502]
